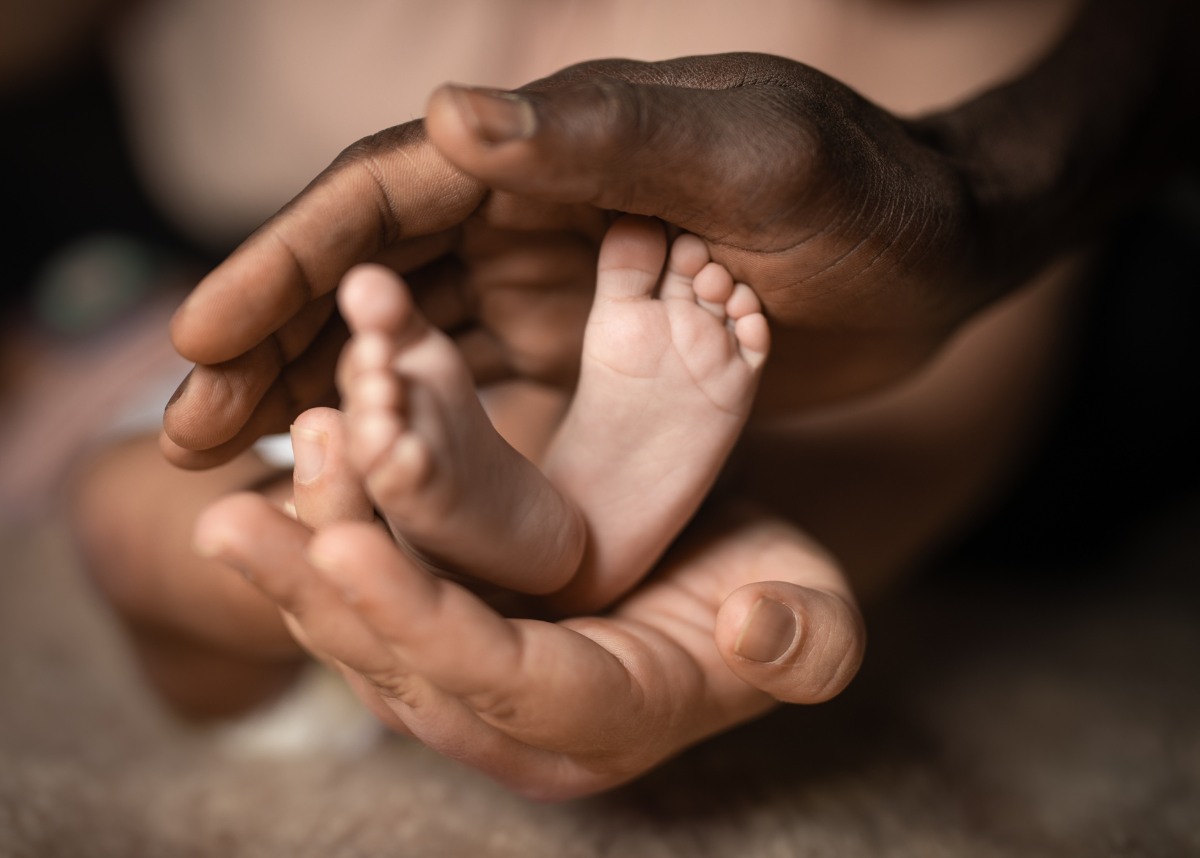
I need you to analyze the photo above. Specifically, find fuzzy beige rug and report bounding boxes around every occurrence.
[2,495,1198,857]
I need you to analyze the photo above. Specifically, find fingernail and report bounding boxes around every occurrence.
[290,425,328,484]
[165,368,193,411]
[450,86,536,143]
[735,598,798,663]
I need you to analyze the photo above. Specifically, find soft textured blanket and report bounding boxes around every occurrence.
[3,501,1197,857]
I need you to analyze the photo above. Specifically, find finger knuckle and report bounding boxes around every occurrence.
[463,688,520,725]
[370,668,429,710]
[567,77,648,169]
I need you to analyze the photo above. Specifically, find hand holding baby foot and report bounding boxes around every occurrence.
[196,484,864,801]
[335,216,768,609]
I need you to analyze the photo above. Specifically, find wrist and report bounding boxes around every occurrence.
[906,0,1193,291]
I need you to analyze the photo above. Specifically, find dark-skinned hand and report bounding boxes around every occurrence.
[163,52,986,469]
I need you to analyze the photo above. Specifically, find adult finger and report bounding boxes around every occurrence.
[425,54,973,360]
[160,308,348,468]
[424,55,841,251]
[714,553,866,705]
[171,124,480,366]
[164,124,485,460]
[307,524,636,746]
[193,492,397,681]
[289,407,377,528]
[306,522,703,798]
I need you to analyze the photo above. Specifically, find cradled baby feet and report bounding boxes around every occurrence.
[333,213,770,615]
[588,221,769,390]
[336,264,584,594]
[544,216,770,611]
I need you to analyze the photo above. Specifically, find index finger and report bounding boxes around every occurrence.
[170,122,486,366]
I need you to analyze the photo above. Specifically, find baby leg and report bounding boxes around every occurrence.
[337,265,584,594]
[545,215,770,611]
[69,433,306,718]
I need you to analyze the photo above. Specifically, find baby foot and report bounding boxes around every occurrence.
[544,216,770,610]
[336,265,584,594]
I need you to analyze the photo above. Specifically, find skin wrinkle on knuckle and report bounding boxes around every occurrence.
[465,687,520,726]
[356,154,403,251]
[588,79,648,208]
[369,667,428,711]
[469,624,534,726]
[186,369,266,449]
[530,76,651,208]
[267,227,324,307]
[599,627,683,749]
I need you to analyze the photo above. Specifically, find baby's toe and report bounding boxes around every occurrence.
[734,312,771,368]
[667,233,711,279]
[726,282,763,320]
[364,434,437,517]
[337,331,395,400]
[658,233,711,303]
[595,216,669,302]
[348,408,406,476]
[345,368,404,417]
[692,262,735,319]
[338,264,414,336]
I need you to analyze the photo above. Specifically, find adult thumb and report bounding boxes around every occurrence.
[423,55,824,244]
[715,579,866,705]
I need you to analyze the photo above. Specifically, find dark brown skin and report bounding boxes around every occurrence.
[162,0,1196,470]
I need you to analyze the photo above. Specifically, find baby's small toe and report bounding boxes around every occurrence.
[692,262,735,319]
[726,283,763,320]
[337,331,395,400]
[667,233,711,279]
[348,410,405,476]
[734,312,771,367]
[350,369,405,415]
[364,434,436,515]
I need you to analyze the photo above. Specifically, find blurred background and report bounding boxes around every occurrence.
[1,1,1198,853]
[3,0,1198,538]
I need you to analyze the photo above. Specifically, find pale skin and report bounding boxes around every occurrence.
[337,215,769,609]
